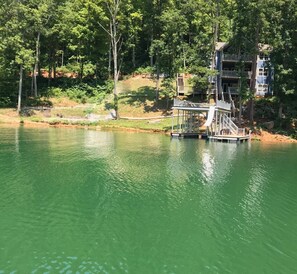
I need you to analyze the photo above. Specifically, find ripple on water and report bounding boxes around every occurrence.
[1,128,297,272]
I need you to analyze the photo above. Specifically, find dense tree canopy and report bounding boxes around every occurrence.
[0,0,296,121]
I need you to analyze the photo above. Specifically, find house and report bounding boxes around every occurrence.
[212,42,273,98]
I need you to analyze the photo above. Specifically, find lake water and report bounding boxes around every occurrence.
[0,126,297,273]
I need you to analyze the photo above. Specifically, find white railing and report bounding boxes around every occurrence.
[221,114,238,135]
[219,114,245,136]
[173,98,210,108]
[216,100,231,110]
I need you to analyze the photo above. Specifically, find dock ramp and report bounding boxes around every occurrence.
[203,106,216,127]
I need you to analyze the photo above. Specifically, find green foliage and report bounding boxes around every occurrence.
[134,66,153,75]
[47,87,63,97]
[0,97,12,108]
[160,78,175,109]
[190,67,217,93]
[43,80,112,104]
[0,0,296,122]
[64,83,109,104]
[254,98,278,120]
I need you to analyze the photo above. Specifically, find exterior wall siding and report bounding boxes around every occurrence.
[214,44,273,97]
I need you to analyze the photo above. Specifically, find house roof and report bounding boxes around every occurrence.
[215,42,272,52]
[215,42,228,51]
[258,44,273,52]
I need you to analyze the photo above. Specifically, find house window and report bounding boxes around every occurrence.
[259,68,268,76]
[258,84,268,93]
[259,53,269,60]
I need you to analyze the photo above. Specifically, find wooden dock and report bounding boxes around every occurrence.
[171,132,208,139]
[208,135,250,143]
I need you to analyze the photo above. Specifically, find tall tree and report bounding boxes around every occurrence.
[232,0,269,123]
[0,0,34,113]
[266,0,297,118]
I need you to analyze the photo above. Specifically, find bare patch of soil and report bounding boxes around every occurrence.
[252,130,297,143]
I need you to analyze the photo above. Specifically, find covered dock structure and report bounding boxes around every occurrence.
[171,98,250,143]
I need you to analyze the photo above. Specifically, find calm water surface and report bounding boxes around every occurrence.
[0,126,297,273]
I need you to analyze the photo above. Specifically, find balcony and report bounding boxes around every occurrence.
[227,87,239,94]
[222,53,253,62]
[221,70,252,79]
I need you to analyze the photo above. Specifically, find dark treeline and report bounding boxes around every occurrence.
[0,0,296,127]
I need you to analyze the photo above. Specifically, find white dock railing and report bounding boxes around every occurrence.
[216,100,231,111]
[220,114,245,136]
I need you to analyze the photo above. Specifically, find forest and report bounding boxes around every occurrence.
[0,0,296,134]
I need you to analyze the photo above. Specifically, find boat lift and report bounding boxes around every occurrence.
[171,98,250,142]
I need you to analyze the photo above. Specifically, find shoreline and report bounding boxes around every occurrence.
[1,118,296,144]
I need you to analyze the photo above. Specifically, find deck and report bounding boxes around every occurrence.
[171,132,208,139]
[208,135,250,143]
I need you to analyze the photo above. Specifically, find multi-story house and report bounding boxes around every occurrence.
[212,42,273,98]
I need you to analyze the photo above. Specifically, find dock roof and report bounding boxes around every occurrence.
[172,99,231,112]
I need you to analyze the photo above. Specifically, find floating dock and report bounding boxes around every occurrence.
[171,132,208,139]
[208,135,250,143]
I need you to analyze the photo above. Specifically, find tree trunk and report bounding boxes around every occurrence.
[79,56,84,82]
[237,48,243,124]
[53,62,56,79]
[150,35,154,67]
[238,94,242,125]
[132,45,136,70]
[31,66,34,96]
[112,7,119,120]
[48,61,52,87]
[249,50,257,123]
[249,20,260,124]
[113,44,119,119]
[99,0,120,119]
[108,41,112,79]
[17,65,23,114]
[212,0,219,103]
[155,51,160,101]
[278,103,283,118]
[33,32,40,97]
[155,76,160,101]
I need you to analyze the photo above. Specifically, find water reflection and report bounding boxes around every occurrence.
[167,140,238,186]
[1,127,297,272]
[83,130,115,159]
[240,162,267,233]
[202,143,237,185]
[15,127,19,153]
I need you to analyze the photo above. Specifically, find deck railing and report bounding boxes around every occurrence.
[220,114,245,136]
[221,70,239,78]
[216,100,231,111]
[221,70,252,79]
[226,87,239,94]
[222,54,253,62]
[173,98,211,108]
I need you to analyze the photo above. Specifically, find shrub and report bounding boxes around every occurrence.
[0,97,12,107]
[65,86,88,103]
[135,66,153,75]
[254,98,277,120]
[47,87,63,98]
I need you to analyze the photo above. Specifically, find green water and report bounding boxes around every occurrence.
[0,126,297,273]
